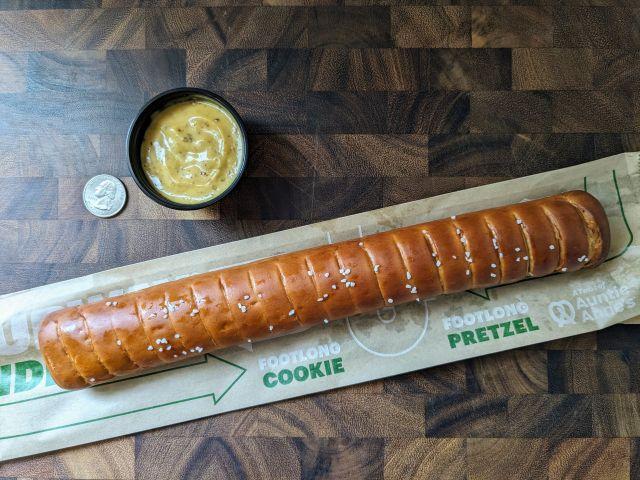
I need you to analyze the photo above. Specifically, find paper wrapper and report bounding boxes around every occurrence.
[1,152,639,461]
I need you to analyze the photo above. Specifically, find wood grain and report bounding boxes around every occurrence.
[106,49,186,97]
[552,91,638,133]
[512,48,594,91]
[428,48,511,91]
[387,91,470,134]
[55,437,135,480]
[308,7,390,48]
[472,6,552,48]
[508,394,593,439]
[466,350,548,394]
[548,438,630,480]
[2,2,640,478]
[0,9,144,51]
[0,52,26,93]
[553,7,640,49]
[426,394,509,438]
[385,438,465,480]
[467,438,550,480]
[391,6,470,48]
[470,91,551,133]
[313,134,428,176]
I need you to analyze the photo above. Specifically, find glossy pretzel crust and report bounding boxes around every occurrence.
[39,191,610,389]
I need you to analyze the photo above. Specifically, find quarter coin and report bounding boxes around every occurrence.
[82,175,127,218]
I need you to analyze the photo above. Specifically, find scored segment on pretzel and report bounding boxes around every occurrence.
[39,191,610,390]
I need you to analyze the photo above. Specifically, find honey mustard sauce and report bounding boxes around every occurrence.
[141,98,243,205]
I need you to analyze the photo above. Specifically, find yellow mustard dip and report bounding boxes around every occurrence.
[141,97,244,205]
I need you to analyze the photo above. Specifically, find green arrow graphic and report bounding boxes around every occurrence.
[0,354,246,441]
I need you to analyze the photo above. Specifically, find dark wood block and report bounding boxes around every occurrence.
[308,7,391,48]
[384,439,466,480]
[383,363,467,395]
[297,438,384,479]
[0,263,112,295]
[598,325,640,350]
[0,453,54,477]
[0,0,99,8]
[99,134,141,177]
[246,134,317,177]
[593,134,640,159]
[552,91,638,133]
[267,49,310,91]
[472,6,552,48]
[223,7,308,48]
[309,48,423,92]
[314,134,428,177]
[548,351,631,394]
[307,92,388,133]
[223,91,307,134]
[383,177,466,207]
[309,48,422,92]
[138,394,425,437]
[148,7,307,49]
[346,0,453,4]
[107,49,186,98]
[27,51,106,93]
[428,134,515,177]
[466,350,548,394]
[429,133,594,177]
[470,91,551,133]
[231,177,314,219]
[0,52,26,93]
[592,394,640,437]
[348,48,421,91]
[135,437,303,480]
[0,134,103,176]
[52,437,135,480]
[631,438,640,480]
[310,176,383,220]
[548,438,630,480]
[0,220,98,263]
[388,92,470,134]
[0,91,143,135]
[0,8,144,50]
[391,6,471,48]
[146,8,226,49]
[507,394,592,438]
[96,220,251,263]
[511,133,596,171]
[309,48,349,91]
[467,438,550,480]
[106,0,260,5]
[553,7,640,48]
[593,49,640,92]
[425,394,509,437]
[512,48,594,90]
[0,178,57,219]
[264,0,338,5]
[428,49,511,90]
[188,49,266,91]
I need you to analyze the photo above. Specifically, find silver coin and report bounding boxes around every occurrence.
[82,175,127,218]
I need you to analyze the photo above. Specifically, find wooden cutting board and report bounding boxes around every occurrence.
[0,2,639,479]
